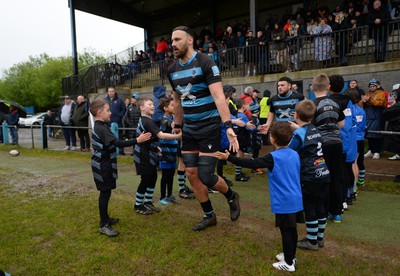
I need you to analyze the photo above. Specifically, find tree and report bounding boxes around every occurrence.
[0,50,105,110]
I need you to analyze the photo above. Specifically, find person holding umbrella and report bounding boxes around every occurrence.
[6,106,19,145]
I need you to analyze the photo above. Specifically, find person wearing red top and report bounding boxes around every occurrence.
[156,37,170,60]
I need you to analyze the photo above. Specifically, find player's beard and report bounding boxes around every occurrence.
[174,43,189,59]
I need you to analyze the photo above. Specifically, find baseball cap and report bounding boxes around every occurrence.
[223,85,236,94]
[368,78,377,87]
[132,93,140,99]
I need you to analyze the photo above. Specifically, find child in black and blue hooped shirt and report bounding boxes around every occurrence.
[289,100,331,251]
[217,122,303,272]
[90,100,151,237]
[157,97,180,206]
[133,97,181,215]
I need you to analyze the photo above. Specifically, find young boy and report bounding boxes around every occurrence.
[90,99,151,237]
[312,74,345,223]
[157,98,180,206]
[133,97,181,215]
[233,98,255,181]
[289,100,331,250]
[249,102,264,174]
[217,122,303,272]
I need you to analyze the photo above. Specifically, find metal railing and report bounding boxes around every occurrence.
[61,20,400,97]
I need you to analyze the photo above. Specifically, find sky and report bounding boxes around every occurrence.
[0,0,144,77]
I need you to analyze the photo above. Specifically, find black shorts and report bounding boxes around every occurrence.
[275,211,305,228]
[182,126,221,153]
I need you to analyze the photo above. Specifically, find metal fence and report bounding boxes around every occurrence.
[62,20,400,98]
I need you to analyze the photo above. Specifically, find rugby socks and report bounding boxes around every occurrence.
[235,166,243,176]
[200,200,214,217]
[358,169,365,183]
[144,187,155,203]
[317,218,327,241]
[306,220,318,245]
[135,192,145,207]
[177,170,186,191]
[223,187,234,200]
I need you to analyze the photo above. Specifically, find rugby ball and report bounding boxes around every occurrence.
[9,149,20,156]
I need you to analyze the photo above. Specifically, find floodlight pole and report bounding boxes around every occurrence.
[69,0,79,76]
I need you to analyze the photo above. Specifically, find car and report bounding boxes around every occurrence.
[18,112,47,127]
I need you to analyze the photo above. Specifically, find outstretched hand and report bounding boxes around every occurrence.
[215,150,230,160]
[136,132,152,143]
[226,128,239,153]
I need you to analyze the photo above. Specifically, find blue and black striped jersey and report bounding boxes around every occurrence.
[168,52,222,133]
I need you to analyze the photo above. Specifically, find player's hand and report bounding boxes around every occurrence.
[288,121,300,130]
[215,150,230,160]
[259,123,269,135]
[137,132,152,143]
[226,128,239,153]
[173,127,181,134]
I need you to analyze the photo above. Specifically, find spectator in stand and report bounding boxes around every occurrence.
[358,0,374,26]
[286,20,303,72]
[271,23,289,72]
[391,0,400,20]
[306,18,318,34]
[104,86,127,155]
[310,18,333,68]
[202,35,212,52]
[72,95,91,152]
[331,11,352,66]
[244,30,257,76]
[235,30,245,47]
[255,30,268,74]
[223,26,237,68]
[382,84,400,162]
[360,79,387,159]
[200,24,214,41]
[283,18,292,32]
[207,42,218,63]
[368,0,391,62]
[346,79,365,101]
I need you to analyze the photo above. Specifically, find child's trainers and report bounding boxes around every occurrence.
[134,204,153,215]
[144,202,161,212]
[99,224,119,237]
[158,198,170,206]
[167,195,180,204]
[275,253,296,266]
[272,260,295,272]
[252,168,264,175]
[297,238,319,250]
[328,213,342,223]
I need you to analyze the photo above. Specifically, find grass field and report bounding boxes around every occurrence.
[0,147,400,275]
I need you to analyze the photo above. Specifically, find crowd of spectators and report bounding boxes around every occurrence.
[103,0,400,85]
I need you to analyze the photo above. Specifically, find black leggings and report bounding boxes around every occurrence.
[357,140,365,171]
[160,168,175,198]
[280,227,297,265]
[99,190,112,227]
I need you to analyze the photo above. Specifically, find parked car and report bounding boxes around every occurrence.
[18,112,46,127]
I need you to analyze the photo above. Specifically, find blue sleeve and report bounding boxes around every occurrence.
[289,133,303,152]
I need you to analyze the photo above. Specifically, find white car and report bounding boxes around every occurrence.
[19,112,46,127]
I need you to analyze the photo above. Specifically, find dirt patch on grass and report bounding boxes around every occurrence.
[0,167,92,199]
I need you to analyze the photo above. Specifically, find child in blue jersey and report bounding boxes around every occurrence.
[345,89,367,188]
[329,75,358,209]
[217,122,303,272]
[233,98,255,181]
[216,91,246,187]
[157,98,180,206]
[289,100,330,251]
